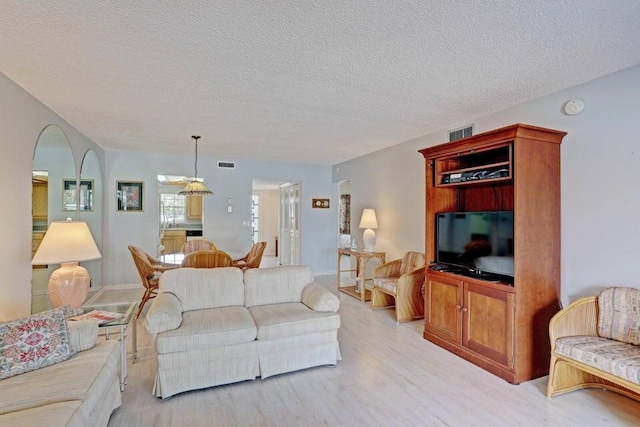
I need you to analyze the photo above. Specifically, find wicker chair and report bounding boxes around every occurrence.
[370,251,426,323]
[547,287,640,402]
[128,245,179,319]
[232,241,267,269]
[180,239,217,254]
[181,250,233,268]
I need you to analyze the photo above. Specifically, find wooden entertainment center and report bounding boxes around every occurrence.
[419,124,566,384]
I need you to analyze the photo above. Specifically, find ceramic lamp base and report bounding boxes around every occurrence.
[48,262,90,310]
[362,228,377,252]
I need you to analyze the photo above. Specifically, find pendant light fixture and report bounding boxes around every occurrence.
[179,135,213,196]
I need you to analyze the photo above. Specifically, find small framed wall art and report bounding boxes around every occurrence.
[117,181,144,212]
[63,179,94,211]
[312,198,330,209]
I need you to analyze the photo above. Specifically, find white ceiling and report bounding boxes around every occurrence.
[2,1,640,165]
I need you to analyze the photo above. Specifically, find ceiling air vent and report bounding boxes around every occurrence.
[217,161,235,169]
[449,125,474,142]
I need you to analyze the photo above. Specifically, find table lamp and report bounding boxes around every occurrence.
[31,219,102,309]
[359,208,378,252]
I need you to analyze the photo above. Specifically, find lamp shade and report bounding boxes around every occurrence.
[31,220,101,265]
[359,209,378,229]
[178,179,213,196]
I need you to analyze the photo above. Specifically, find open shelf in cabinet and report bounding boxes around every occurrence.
[435,143,512,187]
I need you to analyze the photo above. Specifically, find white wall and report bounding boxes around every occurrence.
[104,150,335,285]
[4,64,640,317]
[334,64,640,306]
[0,73,105,319]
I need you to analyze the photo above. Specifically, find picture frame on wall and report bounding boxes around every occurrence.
[117,181,144,212]
[63,179,94,211]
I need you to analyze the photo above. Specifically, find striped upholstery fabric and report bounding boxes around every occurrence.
[598,287,640,345]
[68,319,99,352]
[160,267,244,311]
[244,266,314,308]
[249,303,341,340]
[373,277,398,293]
[155,306,257,354]
[0,340,121,417]
[399,251,426,275]
[555,335,640,385]
[301,282,340,312]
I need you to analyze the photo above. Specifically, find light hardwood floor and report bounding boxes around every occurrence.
[103,275,640,427]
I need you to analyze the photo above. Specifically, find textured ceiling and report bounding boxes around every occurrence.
[2,1,640,165]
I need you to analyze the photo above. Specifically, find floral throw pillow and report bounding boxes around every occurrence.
[0,307,76,380]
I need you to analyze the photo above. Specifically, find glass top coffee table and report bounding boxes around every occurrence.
[78,301,138,391]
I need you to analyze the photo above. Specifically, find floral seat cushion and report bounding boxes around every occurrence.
[373,277,398,293]
[555,335,640,385]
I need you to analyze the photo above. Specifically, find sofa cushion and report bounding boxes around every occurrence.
[244,265,314,308]
[249,302,341,340]
[160,267,244,311]
[156,306,257,354]
[0,307,76,380]
[598,287,640,345]
[373,277,398,293]
[555,335,640,385]
[0,339,119,415]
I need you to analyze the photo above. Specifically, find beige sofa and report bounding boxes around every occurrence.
[145,265,341,399]
[0,320,122,427]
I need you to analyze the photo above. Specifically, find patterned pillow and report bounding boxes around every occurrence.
[0,307,76,380]
[598,287,640,345]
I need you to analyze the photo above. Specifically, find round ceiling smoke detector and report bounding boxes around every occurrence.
[563,98,585,115]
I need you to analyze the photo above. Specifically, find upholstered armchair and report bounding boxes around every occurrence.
[371,251,426,323]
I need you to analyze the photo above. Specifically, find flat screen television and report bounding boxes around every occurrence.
[436,211,514,278]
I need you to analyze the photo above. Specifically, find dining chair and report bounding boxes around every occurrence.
[232,241,267,269]
[128,245,180,319]
[180,250,233,268]
[180,239,217,255]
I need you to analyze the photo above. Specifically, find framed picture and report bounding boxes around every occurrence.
[63,179,94,211]
[117,181,144,211]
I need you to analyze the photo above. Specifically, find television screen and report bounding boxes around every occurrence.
[436,211,514,277]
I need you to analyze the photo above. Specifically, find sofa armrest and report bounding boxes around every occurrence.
[549,296,598,353]
[302,283,340,312]
[144,292,183,334]
[68,319,99,352]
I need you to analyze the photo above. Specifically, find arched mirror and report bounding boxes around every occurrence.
[32,124,76,313]
[80,149,102,292]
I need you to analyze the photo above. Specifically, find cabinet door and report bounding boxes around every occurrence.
[175,235,187,253]
[425,273,463,345]
[187,195,202,219]
[463,283,514,368]
[32,183,48,220]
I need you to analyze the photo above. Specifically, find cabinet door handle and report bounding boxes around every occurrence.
[456,304,462,310]
[461,307,468,313]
